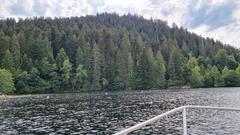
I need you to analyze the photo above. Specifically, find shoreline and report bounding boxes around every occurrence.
[1,87,240,98]
[0,94,31,98]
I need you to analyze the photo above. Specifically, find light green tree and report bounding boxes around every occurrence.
[153,51,166,88]
[190,66,204,88]
[0,69,15,93]
[1,50,14,72]
[61,59,72,89]
[75,64,88,90]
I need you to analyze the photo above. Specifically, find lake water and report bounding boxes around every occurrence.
[1,88,240,135]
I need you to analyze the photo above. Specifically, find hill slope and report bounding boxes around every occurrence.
[0,13,240,93]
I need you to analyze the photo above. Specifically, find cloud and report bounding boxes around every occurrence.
[187,0,236,30]
[0,0,93,18]
[187,0,240,47]
[33,0,48,15]
[0,0,240,47]
[10,1,32,16]
[96,0,153,17]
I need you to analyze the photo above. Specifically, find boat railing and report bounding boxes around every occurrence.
[113,105,240,135]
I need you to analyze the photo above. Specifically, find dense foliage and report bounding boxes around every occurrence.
[0,13,240,93]
[0,69,15,93]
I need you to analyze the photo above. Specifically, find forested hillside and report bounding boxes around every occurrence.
[1,13,240,94]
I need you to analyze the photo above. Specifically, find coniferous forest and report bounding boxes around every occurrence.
[1,13,240,94]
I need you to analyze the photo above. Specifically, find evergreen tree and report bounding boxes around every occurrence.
[222,66,229,77]
[214,49,238,70]
[56,48,72,90]
[190,66,204,88]
[203,66,224,87]
[21,54,33,72]
[90,43,102,90]
[134,48,154,89]
[15,71,31,93]
[236,65,240,75]
[0,68,15,93]
[131,34,144,64]
[127,53,134,89]
[223,70,240,87]
[0,33,8,63]
[61,59,72,89]
[75,64,87,90]
[56,48,68,69]
[183,55,198,84]
[212,66,224,87]
[214,49,228,71]
[112,75,125,90]
[76,46,84,67]
[101,31,116,88]
[39,57,60,91]
[1,50,14,72]
[28,34,52,60]
[115,33,129,88]
[11,34,21,69]
[204,66,215,87]
[168,48,184,86]
[153,51,166,88]
[28,67,50,93]
[0,13,239,93]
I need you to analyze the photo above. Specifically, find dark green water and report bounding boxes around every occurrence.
[1,88,240,134]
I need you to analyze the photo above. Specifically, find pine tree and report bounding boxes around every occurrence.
[15,71,31,93]
[168,48,184,86]
[0,68,15,93]
[131,34,144,64]
[21,54,33,71]
[0,33,9,66]
[183,56,198,85]
[90,43,101,90]
[76,46,84,67]
[61,59,72,89]
[11,34,21,69]
[223,70,240,87]
[56,48,72,90]
[1,50,14,72]
[222,66,229,77]
[112,75,125,90]
[127,53,134,89]
[101,31,115,88]
[134,48,154,89]
[28,34,52,60]
[153,51,166,88]
[56,48,68,69]
[212,66,224,87]
[39,57,60,91]
[28,67,50,93]
[190,66,204,88]
[204,66,215,87]
[214,49,229,70]
[75,64,87,90]
[115,33,129,88]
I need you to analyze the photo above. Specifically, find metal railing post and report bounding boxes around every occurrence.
[182,107,187,135]
[114,105,240,135]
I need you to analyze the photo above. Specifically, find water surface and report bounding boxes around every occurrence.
[1,88,240,134]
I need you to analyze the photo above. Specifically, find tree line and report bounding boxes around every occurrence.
[0,13,240,94]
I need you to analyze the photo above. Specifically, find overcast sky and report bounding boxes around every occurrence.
[1,0,240,48]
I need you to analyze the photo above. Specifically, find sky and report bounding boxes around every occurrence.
[0,0,240,48]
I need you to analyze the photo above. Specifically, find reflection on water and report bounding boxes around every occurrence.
[0,88,240,134]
